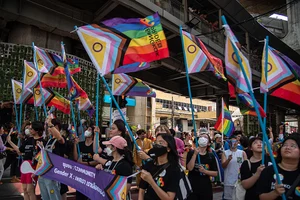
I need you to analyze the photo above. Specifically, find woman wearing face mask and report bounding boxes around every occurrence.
[96,136,134,200]
[138,133,181,200]
[7,121,45,200]
[186,133,218,200]
[257,134,300,200]
[240,137,269,200]
[221,135,247,200]
[73,125,98,200]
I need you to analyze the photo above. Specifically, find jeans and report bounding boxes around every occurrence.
[38,176,61,200]
[0,157,6,180]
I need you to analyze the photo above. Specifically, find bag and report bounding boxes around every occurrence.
[232,160,251,200]
[176,165,193,200]
[286,172,300,198]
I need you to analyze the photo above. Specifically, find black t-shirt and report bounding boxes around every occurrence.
[186,151,217,196]
[257,164,300,200]
[139,160,181,200]
[45,137,66,157]
[19,137,45,161]
[240,157,272,200]
[103,158,133,184]
[78,141,94,162]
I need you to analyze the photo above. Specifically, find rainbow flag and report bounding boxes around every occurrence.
[223,24,252,93]
[11,79,33,104]
[33,46,56,73]
[50,53,81,76]
[76,13,169,76]
[260,43,295,93]
[41,73,67,88]
[271,80,300,106]
[76,97,95,118]
[102,13,169,65]
[113,62,150,74]
[112,73,156,97]
[236,93,266,117]
[47,90,70,114]
[23,61,38,89]
[214,99,234,137]
[33,88,53,107]
[71,77,88,99]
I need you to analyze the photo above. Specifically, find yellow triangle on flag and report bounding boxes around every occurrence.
[80,31,109,74]
[11,80,22,104]
[182,34,202,72]
[24,61,38,89]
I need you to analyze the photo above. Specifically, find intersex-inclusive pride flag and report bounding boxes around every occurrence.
[180,29,226,79]
[33,88,70,114]
[33,46,56,73]
[113,62,150,74]
[76,97,95,118]
[32,150,127,200]
[23,61,38,89]
[112,73,156,97]
[11,79,32,104]
[260,43,295,93]
[76,13,169,76]
[271,80,300,106]
[236,93,266,117]
[274,50,300,80]
[33,88,53,107]
[214,99,234,137]
[223,24,252,93]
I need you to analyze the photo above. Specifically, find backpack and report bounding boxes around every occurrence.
[232,160,251,200]
[176,165,193,200]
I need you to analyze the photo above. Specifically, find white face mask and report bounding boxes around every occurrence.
[25,129,31,136]
[84,130,92,137]
[198,137,208,147]
[105,147,113,156]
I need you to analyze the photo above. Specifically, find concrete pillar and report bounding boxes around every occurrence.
[127,97,147,129]
[283,0,300,53]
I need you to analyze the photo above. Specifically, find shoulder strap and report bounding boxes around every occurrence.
[286,172,300,198]
[152,163,170,179]
[247,160,251,171]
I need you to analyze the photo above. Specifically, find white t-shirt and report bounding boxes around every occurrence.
[224,149,244,186]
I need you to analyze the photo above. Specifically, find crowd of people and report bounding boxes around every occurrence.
[0,114,300,200]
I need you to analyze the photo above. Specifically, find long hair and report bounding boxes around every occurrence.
[247,137,262,159]
[113,119,126,138]
[116,147,134,167]
[156,133,179,167]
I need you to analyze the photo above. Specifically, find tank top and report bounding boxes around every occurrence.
[224,149,244,186]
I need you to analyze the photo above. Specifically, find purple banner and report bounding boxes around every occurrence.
[39,151,127,200]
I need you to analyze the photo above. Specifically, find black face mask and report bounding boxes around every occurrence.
[148,144,168,158]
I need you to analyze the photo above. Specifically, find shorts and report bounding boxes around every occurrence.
[223,185,234,200]
[20,160,38,184]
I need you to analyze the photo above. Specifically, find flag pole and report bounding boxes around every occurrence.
[99,74,140,150]
[33,93,39,120]
[95,74,100,153]
[13,103,19,129]
[76,103,84,141]
[179,26,201,165]
[262,36,269,165]
[221,98,224,150]
[61,42,80,157]
[109,77,113,129]
[222,16,286,200]
[32,42,48,118]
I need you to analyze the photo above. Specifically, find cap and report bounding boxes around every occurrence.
[80,119,87,124]
[215,134,222,139]
[102,136,127,150]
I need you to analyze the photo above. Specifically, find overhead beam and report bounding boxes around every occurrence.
[93,0,119,22]
[165,74,186,81]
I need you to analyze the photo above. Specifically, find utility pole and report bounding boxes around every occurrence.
[171,96,175,129]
